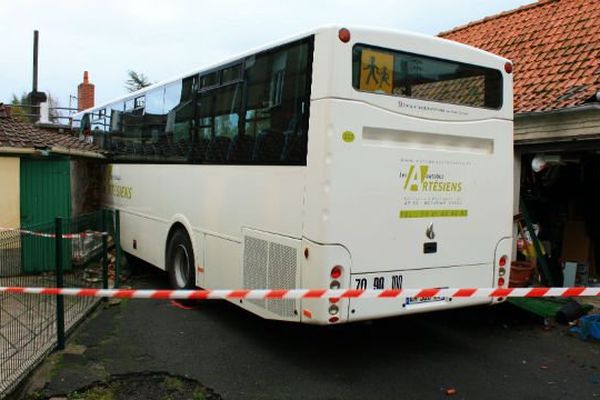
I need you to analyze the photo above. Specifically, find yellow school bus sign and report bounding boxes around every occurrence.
[360,49,394,94]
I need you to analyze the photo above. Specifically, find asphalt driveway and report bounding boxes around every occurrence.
[21,268,600,400]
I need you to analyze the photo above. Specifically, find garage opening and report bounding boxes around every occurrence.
[518,148,600,287]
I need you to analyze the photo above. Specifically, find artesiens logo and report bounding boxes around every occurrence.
[403,164,429,192]
[401,164,462,193]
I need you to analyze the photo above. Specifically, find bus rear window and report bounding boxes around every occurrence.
[352,45,503,109]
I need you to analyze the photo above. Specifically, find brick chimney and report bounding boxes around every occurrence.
[77,71,95,111]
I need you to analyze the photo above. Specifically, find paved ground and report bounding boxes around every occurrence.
[22,268,600,400]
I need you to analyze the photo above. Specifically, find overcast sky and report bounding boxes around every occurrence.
[0,0,533,111]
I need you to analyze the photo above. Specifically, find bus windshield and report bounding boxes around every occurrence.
[352,44,503,109]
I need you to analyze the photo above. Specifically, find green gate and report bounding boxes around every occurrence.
[20,158,72,273]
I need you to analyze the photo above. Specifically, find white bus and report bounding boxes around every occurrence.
[74,26,513,324]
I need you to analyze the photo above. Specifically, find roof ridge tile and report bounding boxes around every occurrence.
[439,0,559,37]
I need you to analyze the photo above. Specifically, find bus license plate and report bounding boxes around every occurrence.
[405,295,446,305]
[353,273,403,290]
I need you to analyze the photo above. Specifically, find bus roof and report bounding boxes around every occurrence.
[74,25,510,118]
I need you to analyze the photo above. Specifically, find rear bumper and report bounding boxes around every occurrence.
[347,263,496,322]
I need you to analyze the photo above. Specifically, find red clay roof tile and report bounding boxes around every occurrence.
[440,0,600,113]
[0,110,102,155]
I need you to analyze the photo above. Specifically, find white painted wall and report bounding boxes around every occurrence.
[0,157,20,228]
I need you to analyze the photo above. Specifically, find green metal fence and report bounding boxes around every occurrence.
[0,209,121,398]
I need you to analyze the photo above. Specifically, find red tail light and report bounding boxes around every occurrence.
[338,28,351,43]
[498,277,506,287]
[499,255,507,267]
[504,62,513,74]
[331,265,342,279]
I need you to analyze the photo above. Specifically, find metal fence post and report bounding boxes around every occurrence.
[101,209,109,297]
[115,209,121,289]
[55,217,65,350]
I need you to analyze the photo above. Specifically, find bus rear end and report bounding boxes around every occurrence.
[300,27,513,324]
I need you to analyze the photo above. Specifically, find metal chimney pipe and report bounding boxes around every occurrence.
[28,30,46,123]
[33,30,39,93]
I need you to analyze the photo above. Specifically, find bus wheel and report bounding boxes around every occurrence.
[166,229,196,289]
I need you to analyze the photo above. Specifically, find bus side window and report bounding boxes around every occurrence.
[205,135,232,164]
[227,133,255,164]
[108,102,125,157]
[163,77,194,163]
[91,109,108,149]
[123,97,145,159]
[199,79,242,164]
[243,40,311,166]
[143,87,166,161]
[253,129,285,164]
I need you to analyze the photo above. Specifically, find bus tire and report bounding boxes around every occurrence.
[166,229,196,289]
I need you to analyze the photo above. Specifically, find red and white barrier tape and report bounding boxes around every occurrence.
[1,287,599,300]
[0,227,109,239]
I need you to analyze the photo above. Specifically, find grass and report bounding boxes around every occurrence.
[69,385,116,400]
[193,388,206,400]
[163,376,185,392]
[48,353,64,380]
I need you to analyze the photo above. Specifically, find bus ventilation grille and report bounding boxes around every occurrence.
[243,236,297,318]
